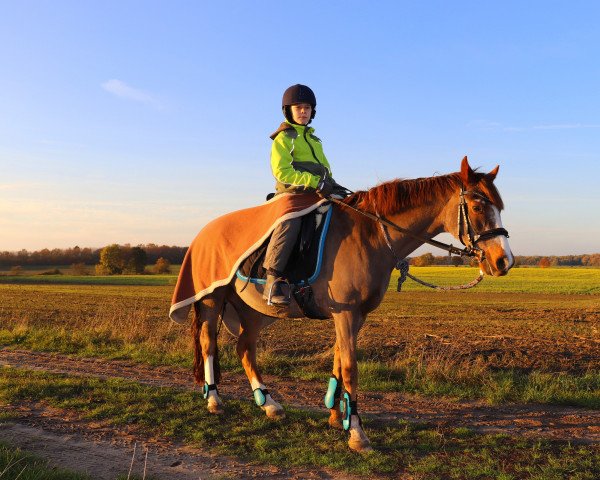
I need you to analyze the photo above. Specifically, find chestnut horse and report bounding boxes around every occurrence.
[190,157,513,451]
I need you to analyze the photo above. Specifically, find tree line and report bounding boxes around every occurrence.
[410,253,600,267]
[0,244,187,268]
[2,245,599,270]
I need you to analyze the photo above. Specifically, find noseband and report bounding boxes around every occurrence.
[458,188,509,260]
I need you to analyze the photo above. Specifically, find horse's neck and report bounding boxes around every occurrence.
[382,195,451,259]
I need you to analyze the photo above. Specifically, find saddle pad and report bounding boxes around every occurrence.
[169,193,328,323]
[236,204,332,286]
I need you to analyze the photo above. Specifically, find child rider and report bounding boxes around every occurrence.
[263,84,339,305]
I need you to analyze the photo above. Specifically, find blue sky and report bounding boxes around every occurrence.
[1,1,599,255]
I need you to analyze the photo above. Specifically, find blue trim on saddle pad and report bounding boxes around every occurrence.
[236,206,333,286]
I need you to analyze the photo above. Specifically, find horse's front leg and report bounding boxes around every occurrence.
[236,321,285,419]
[334,311,372,452]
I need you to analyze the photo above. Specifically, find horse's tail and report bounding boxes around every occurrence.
[192,300,222,385]
[192,301,204,385]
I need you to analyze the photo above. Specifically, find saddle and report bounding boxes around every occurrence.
[236,203,332,319]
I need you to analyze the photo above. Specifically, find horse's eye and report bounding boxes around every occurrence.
[471,204,483,214]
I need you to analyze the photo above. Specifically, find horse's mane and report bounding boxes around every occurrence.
[344,171,504,217]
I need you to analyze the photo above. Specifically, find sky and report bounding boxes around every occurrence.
[1,1,599,256]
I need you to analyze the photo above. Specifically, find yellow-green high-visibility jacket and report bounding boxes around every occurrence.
[269,121,333,193]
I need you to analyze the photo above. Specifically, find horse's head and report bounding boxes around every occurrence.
[451,156,514,276]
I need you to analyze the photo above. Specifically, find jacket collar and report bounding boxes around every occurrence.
[269,120,314,140]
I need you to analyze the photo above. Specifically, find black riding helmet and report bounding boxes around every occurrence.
[282,84,316,124]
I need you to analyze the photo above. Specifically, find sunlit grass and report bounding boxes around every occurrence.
[391,266,600,294]
[1,267,598,407]
[1,265,599,293]
[2,367,598,479]
[0,442,91,480]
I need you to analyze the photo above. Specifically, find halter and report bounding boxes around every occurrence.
[457,188,510,261]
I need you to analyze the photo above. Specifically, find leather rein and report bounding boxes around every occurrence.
[330,187,510,262]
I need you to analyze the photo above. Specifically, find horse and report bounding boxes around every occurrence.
[185,157,513,452]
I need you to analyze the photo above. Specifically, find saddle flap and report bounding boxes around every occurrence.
[237,204,332,285]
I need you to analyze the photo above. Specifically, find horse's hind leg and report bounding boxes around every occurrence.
[192,290,226,414]
[232,303,285,419]
[325,339,344,429]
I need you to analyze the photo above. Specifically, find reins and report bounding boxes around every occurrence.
[329,189,507,291]
[329,196,477,258]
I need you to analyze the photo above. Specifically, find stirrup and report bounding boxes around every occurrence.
[266,277,291,306]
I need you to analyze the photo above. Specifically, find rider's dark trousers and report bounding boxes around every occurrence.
[263,217,302,275]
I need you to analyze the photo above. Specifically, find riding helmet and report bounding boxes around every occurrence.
[282,84,316,123]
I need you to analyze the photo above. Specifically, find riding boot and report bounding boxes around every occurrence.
[263,275,290,306]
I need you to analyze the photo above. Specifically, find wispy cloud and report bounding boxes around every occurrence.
[532,123,600,130]
[468,120,600,132]
[101,79,162,108]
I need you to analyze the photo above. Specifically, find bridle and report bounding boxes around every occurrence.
[457,188,510,261]
[330,186,510,262]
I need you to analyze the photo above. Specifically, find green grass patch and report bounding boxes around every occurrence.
[0,442,91,480]
[1,368,598,479]
[1,265,599,293]
[4,320,597,407]
[392,266,600,295]
[1,272,598,408]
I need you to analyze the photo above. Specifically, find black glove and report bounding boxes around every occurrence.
[331,182,352,198]
[316,176,335,197]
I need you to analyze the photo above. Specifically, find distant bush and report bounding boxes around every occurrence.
[539,257,551,268]
[39,268,62,275]
[71,262,89,275]
[97,244,125,275]
[95,263,110,275]
[124,246,147,274]
[411,253,435,267]
[153,257,171,274]
[95,244,148,275]
[451,256,464,267]
[9,265,23,275]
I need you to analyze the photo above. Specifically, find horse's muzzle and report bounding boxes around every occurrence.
[481,255,513,277]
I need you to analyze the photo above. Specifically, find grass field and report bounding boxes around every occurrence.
[0,441,91,480]
[1,266,599,478]
[1,267,598,404]
[1,368,598,479]
[1,265,599,293]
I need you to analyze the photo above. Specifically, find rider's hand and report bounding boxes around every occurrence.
[316,176,335,197]
[331,182,352,198]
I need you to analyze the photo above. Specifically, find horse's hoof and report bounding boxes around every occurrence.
[207,403,224,415]
[348,437,373,452]
[328,415,343,430]
[265,407,286,420]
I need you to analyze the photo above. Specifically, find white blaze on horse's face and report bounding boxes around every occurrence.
[458,157,514,277]
[466,193,514,276]
[488,204,514,271]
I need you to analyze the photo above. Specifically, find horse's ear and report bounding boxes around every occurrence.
[460,156,476,185]
[486,165,500,181]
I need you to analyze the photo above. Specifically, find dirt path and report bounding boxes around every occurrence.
[0,407,360,480]
[2,349,598,444]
